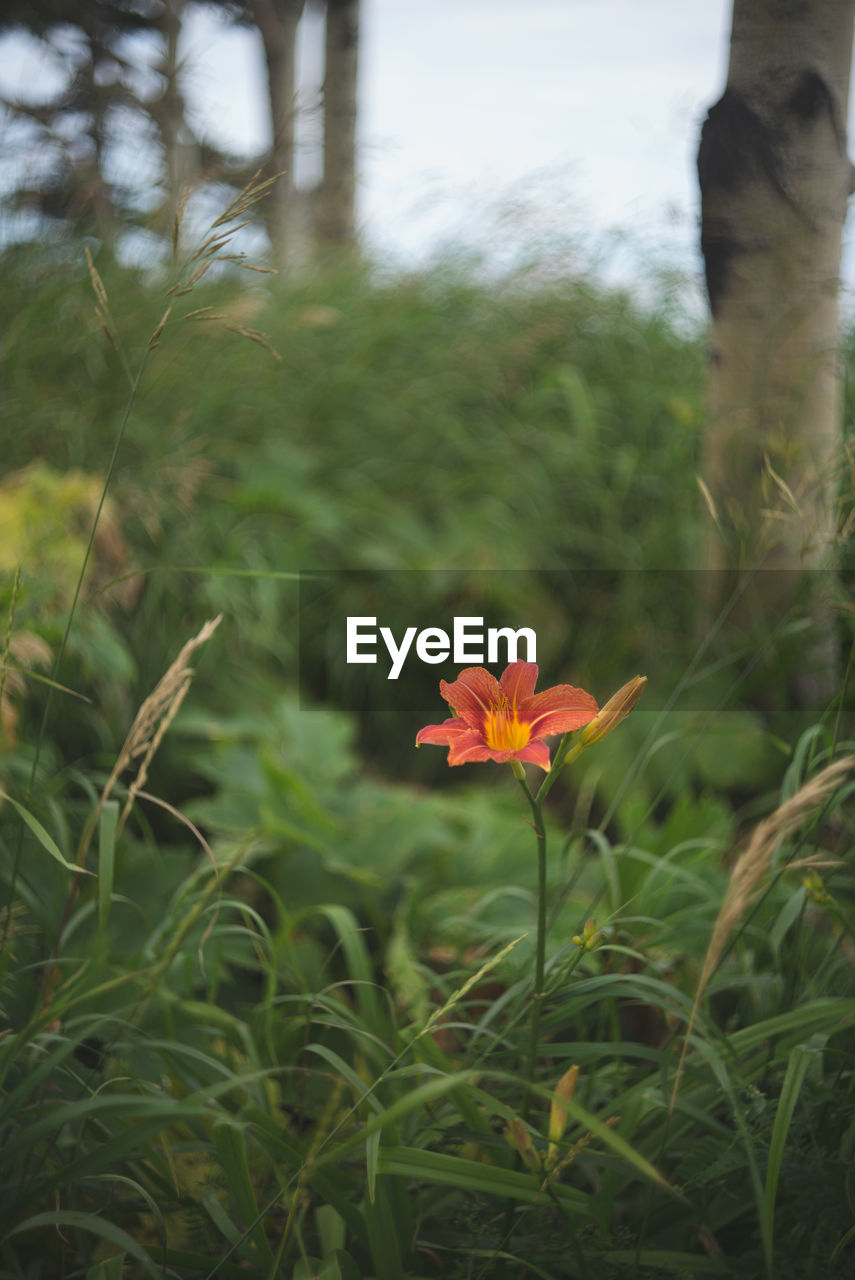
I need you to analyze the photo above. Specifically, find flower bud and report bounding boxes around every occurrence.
[547,1064,580,1165]
[803,871,833,907]
[577,675,646,748]
[504,1117,541,1171]
[572,917,605,951]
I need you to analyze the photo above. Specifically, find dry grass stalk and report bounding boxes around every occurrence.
[216,255,276,275]
[763,452,801,514]
[670,754,855,1111]
[210,170,282,230]
[77,615,222,864]
[225,324,281,361]
[115,614,222,831]
[134,788,217,882]
[84,246,109,312]
[148,307,172,350]
[163,171,281,356]
[183,307,228,322]
[84,247,119,349]
[696,474,720,526]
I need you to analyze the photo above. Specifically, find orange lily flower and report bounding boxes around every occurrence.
[415,661,598,771]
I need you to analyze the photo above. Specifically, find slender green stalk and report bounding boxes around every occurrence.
[518,775,545,1119]
[517,729,577,1118]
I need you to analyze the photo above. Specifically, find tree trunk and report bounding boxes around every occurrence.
[249,0,306,268]
[157,0,199,238]
[82,29,120,250]
[698,0,855,699]
[318,0,359,250]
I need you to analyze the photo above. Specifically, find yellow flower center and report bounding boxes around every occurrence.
[484,698,531,752]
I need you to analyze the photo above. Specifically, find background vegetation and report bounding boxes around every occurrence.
[1,214,854,1279]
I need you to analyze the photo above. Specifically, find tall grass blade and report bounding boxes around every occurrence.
[213,1120,277,1269]
[763,1044,813,1264]
[3,1210,163,1278]
[1,795,93,875]
[315,904,386,1039]
[97,797,118,934]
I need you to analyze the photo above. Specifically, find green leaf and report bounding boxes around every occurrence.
[5,1212,161,1279]
[604,1250,730,1274]
[97,798,119,933]
[2,795,93,875]
[763,1044,814,1263]
[769,885,806,958]
[213,1119,276,1266]
[366,1127,381,1205]
[315,1205,346,1258]
[313,903,387,1039]
[728,999,855,1054]
[200,1190,242,1248]
[314,1072,479,1172]
[86,1256,126,1280]
[363,1174,404,1280]
[293,1259,343,1280]
[302,1042,383,1114]
[376,1145,589,1212]
[533,1089,679,1197]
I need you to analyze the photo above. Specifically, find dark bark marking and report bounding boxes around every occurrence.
[697,89,788,314]
[698,89,784,198]
[786,68,845,150]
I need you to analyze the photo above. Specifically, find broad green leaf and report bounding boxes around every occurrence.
[316,1204,346,1258]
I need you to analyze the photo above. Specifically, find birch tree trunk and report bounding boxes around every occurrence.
[318,0,359,249]
[698,0,855,695]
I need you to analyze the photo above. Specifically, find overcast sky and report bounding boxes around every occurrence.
[7,1,855,299]
[178,0,733,286]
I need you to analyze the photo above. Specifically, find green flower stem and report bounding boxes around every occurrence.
[518,775,545,1121]
[517,730,576,1118]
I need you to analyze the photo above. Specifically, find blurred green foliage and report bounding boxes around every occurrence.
[1,244,854,1277]
[1,246,708,758]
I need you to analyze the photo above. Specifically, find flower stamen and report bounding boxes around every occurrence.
[484,698,531,752]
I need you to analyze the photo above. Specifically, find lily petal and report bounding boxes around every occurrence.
[522,685,599,739]
[499,660,539,705]
[415,717,469,747]
[438,667,501,732]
